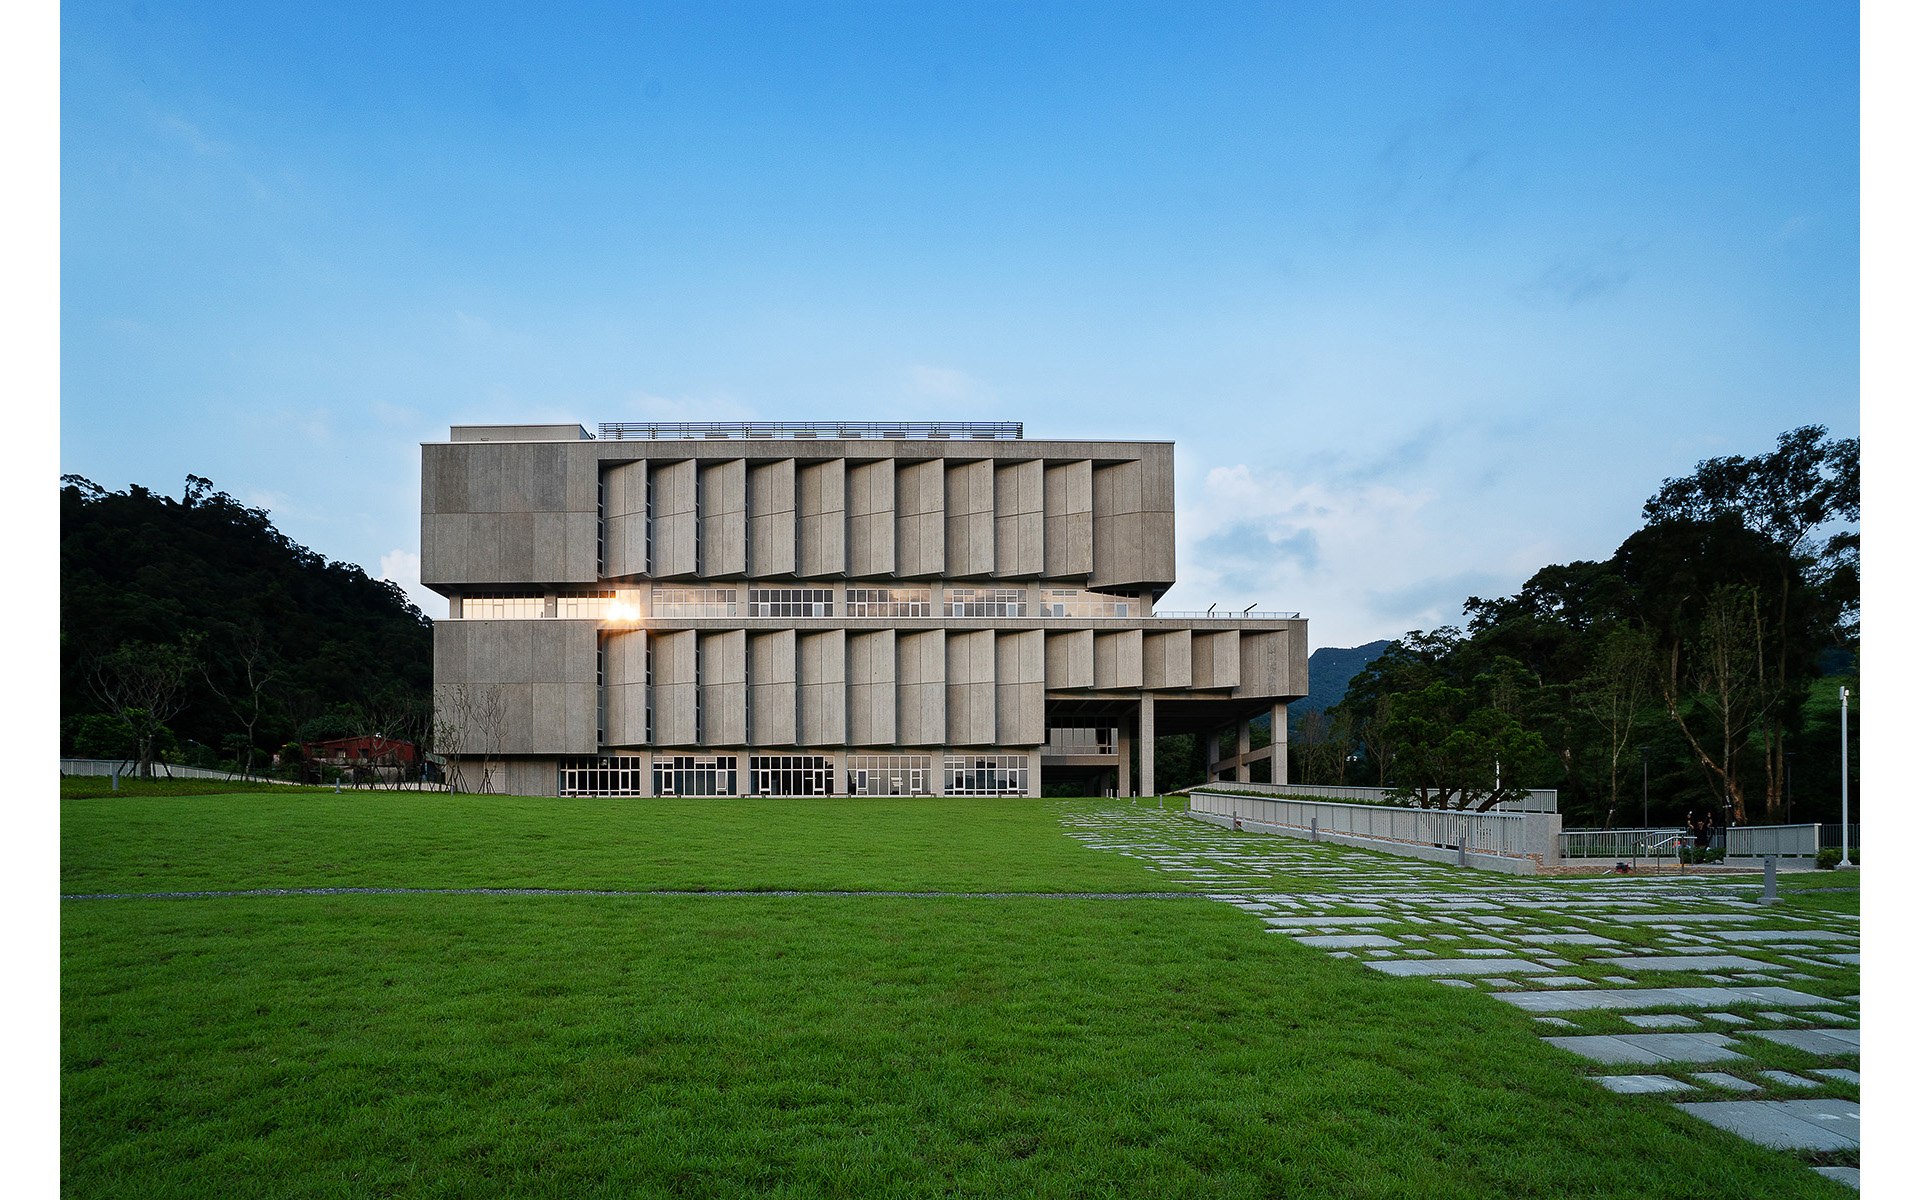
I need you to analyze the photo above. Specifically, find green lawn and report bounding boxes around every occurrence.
[1770,870,1861,915]
[62,792,1176,895]
[62,793,1852,1197]
[61,775,328,799]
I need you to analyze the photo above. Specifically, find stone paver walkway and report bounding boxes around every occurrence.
[1058,804,1861,1189]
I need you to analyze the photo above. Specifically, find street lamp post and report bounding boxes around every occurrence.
[1839,686,1853,869]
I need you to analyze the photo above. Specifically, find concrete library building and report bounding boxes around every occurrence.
[422,421,1307,797]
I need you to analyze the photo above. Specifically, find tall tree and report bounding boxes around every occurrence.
[1639,426,1858,819]
[89,640,198,776]
[1574,623,1656,829]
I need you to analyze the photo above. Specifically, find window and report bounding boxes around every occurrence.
[644,472,655,574]
[458,592,623,619]
[748,755,834,795]
[560,755,647,797]
[945,588,1027,617]
[1046,727,1117,756]
[747,588,833,617]
[462,594,545,620]
[944,754,1029,796]
[848,755,933,795]
[653,588,738,618]
[1040,589,1132,618]
[559,591,619,619]
[654,755,737,796]
[846,587,933,617]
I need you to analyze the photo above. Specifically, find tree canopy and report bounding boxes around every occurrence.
[1324,426,1858,825]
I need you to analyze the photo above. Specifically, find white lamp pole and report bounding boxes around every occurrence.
[1839,686,1853,869]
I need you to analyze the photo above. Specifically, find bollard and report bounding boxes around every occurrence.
[1310,816,1319,843]
[1760,855,1780,905]
[110,766,119,791]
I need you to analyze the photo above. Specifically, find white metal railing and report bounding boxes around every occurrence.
[60,758,308,785]
[1199,780,1558,814]
[1189,789,1533,859]
[1559,827,1689,859]
[1156,610,1301,620]
[596,421,1024,441]
[1726,824,1820,858]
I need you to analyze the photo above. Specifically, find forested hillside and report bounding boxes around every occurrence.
[60,475,433,774]
[1290,641,1393,735]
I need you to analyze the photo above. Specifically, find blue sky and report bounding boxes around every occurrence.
[60,1,1859,647]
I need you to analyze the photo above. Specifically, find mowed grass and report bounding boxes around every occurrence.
[63,894,1845,1200]
[62,795,1856,1197]
[62,792,1175,895]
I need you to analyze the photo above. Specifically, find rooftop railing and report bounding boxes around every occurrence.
[597,421,1024,441]
[1154,610,1301,620]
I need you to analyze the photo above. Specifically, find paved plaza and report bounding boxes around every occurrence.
[1059,804,1862,1190]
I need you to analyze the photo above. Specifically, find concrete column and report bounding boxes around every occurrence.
[1024,749,1040,797]
[1270,702,1289,785]
[831,749,849,796]
[1117,725,1132,796]
[1206,729,1221,781]
[1236,718,1252,783]
[638,749,655,797]
[1139,693,1155,798]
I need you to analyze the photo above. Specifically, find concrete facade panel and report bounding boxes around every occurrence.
[652,629,698,747]
[422,513,463,587]
[897,629,946,746]
[602,461,648,579]
[1193,630,1241,689]
[994,458,1045,578]
[1045,629,1094,690]
[995,630,1045,745]
[945,459,995,578]
[1238,630,1283,699]
[652,460,698,579]
[463,443,504,514]
[799,629,847,746]
[797,459,847,578]
[750,629,798,746]
[562,512,599,582]
[498,512,537,584]
[700,629,748,747]
[463,514,502,583]
[847,460,896,578]
[700,459,748,578]
[1090,453,1175,591]
[896,459,945,578]
[748,458,797,577]
[421,444,464,516]
[1144,629,1193,690]
[603,629,647,746]
[433,620,470,684]
[1043,460,1093,580]
[846,630,896,746]
[1094,629,1145,691]
[945,629,996,745]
